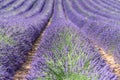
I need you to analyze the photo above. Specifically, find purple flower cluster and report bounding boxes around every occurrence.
[26,22,118,80]
[63,0,120,64]
[0,0,53,79]
[81,21,120,64]
[26,1,117,79]
[0,0,119,80]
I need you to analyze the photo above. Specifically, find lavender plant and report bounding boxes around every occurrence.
[0,0,53,79]
[63,0,87,28]
[0,0,119,80]
[81,21,120,64]
[74,0,119,21]
[0,33,16,46]
[26,23,118,80]
[38,29,93,80]
[81,0,120,20]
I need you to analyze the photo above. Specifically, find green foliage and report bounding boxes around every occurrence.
[64,72,91,80]
[0,33,16,45]
[38,28,98,80]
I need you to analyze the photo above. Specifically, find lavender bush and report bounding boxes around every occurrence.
[26,23,118,80]
[81,21,120,64]
[0,0,119,80]
[63,0,120,64]
[0,0,53,79]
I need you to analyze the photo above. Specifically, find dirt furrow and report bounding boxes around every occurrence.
[98,47,120,79]
[14,21,51,80]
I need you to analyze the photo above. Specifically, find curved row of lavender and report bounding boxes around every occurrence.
[63,0,120,64]
[26,24,118,80]
[0,0,53,79]
[25,0,118,80]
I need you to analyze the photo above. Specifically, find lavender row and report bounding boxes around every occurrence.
[0,0,37,18]
[81,21,120,64]
[21,0,45,18]
[64,0,120,63]
[0,0,15,9]
[63,0,87,28]
[77,0,120,21]
[0,0,25,13]
[0,0,54,79]
[25,0,119,79]
[80,0,120,18]
[0,24,39,80]
[25,22,118,80]
[93,0,120,13]
[63,0,119,27]
[52,0,66,21]
[100,0,120,9]
[65,0,120,24]
[80,0,120,20]
[0,0,53,26]
[70,0,109,21]
[0,0,45,19]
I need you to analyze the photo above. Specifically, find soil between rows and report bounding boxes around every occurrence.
[14,21,51,80]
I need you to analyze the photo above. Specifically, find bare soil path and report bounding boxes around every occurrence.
[14,21,51,80]
[98,47,120,79]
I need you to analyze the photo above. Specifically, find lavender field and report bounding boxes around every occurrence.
[0,0,120,80]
